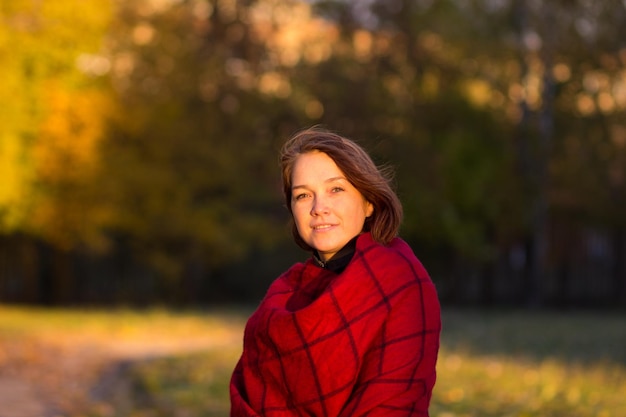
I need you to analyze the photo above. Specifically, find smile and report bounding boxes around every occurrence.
[312,224,335,230]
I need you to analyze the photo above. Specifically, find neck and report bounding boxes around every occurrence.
[313,236,359,273]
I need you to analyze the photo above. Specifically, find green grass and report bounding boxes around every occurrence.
[1,305,624,417]
[107,349,241,417]
[431,309,626,417]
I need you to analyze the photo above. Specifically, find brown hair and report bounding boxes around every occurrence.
[280,127,403,251]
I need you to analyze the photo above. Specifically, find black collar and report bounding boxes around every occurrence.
[313,236,358,274]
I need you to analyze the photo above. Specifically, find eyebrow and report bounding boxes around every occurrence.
[292,176,346,190]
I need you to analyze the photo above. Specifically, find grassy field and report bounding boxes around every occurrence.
[432,309,626,417]
[1,306,625,417]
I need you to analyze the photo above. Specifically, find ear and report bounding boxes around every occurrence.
[365,201,374,218]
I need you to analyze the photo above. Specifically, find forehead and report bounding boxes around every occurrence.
[291,151,344,183]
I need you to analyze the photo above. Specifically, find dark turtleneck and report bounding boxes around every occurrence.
[312,235,358,274]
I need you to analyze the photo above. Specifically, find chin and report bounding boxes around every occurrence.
[311,236,334,246]
[313,244,340,256]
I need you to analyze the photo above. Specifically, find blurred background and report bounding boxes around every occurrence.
[2,2,626,416]
[1,0,625,309]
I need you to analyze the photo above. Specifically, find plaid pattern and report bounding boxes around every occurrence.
[230,232,441,416]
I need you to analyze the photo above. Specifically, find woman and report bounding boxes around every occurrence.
[230,127,441,416]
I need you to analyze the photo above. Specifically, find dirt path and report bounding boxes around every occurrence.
[0,377,54,417]
[0,329,242,417]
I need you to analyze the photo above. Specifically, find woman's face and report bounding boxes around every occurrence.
[290,151,373,261]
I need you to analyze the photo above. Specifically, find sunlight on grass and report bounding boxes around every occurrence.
[431,309,626,417]
[432,349,626,417]
[0,305,248,343]
[1,305,624,417]
[117,349,240,417]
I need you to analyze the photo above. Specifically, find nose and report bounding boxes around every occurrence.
[310,195,330,216]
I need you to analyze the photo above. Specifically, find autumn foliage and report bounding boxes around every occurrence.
[1,0,625,305]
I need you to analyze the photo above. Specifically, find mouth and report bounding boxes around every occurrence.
[312,224,336,231]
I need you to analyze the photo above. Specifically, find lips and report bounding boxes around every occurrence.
[312,224,336,230]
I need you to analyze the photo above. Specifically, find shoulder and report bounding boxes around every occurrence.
[355,233,430,282]
[358,233,440,311]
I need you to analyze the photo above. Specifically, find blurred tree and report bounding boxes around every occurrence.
[92,0,312,288]
[308,0,523,272]
[305,0,626,305]
[0,0,114,304]
[1,0,625,306]
[0,0,113,241]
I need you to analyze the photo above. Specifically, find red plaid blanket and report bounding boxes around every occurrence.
[230,233,441,416]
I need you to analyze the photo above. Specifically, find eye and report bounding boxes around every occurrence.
[331,187,344,193]
[294,193,309,201]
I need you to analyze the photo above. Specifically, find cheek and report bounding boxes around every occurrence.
[355,201,371,217]
[291,204,308,225]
